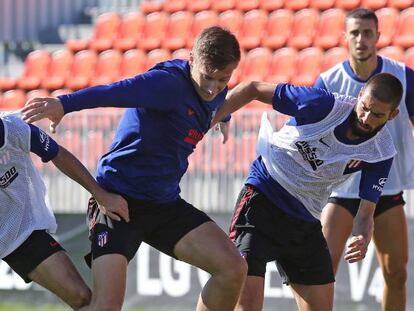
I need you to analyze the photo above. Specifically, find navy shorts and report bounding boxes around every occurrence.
[328,192,405,218]
[85,196,212,267]
[229,185,334,285]
[3,230,64,283]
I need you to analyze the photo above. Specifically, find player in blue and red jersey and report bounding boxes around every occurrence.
[22,26,246,311]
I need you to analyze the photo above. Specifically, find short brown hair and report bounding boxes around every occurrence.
[346,8,378,29]
[193,26,240,70]
[364,73,403,110]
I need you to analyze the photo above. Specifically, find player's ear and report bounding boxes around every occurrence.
[388,108,399,121]
[189,51,194,66]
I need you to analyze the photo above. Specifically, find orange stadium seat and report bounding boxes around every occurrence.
[287,9,319,49]
[314,8,345,49]
[321,47,348,72]
[119,49,146,79]
[404,47,414,70]
[284,0,309,11]
[163,0,187,12]
[228,50,246,88]
[138,12,169,51]
[187,10,219,48]
[187,0,211,12]
[65,50,98,91]
[90,50,123,86]
[262,9,294,49]
[265,47,298,83]
[219,10,244,39]
[0,75,17,91]
[172,48,191,59]
[291,47,323,86]
[0,89,26,110]
[309,0,335,9]
[242,47,272,81]
[235,0,260,11]
[239,10,268,49]
[387,0,413,9]
[360,0,387,9]
[211,0,236,12]
[162,11,194,50]
[335,0,360,10]
[66,12,121,53]
[378,46,404,61]
[17,50,51,90]
[26,89,49,102]
[259,0,284,11]
[392,7,414,48]
[145,48,172,71]
[376,7,399,48]
[50,89,72,97]
[41,49,74,90]
[113,12,145,52]
[140,0,164,13]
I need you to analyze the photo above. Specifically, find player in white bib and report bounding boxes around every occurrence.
[212,72,402,311]
[0,111,128,309]
[315,9,414,311]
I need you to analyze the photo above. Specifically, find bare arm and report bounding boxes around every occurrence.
[52,145,129,222]
[211,81,277,126]
[344,199,375,263]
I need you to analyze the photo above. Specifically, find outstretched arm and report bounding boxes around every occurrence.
[211,81,277,126]
[52,145,129,222]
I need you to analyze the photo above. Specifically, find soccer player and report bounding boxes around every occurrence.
[21,26,247,311]
[211,72,402,311]
[314,8,414,311]
[0,111,128,310]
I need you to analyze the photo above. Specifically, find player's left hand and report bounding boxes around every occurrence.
[217,121,229,144]
[95,192,130,223]
[344,235,369,263]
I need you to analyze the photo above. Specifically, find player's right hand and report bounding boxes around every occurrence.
[22,97,64,133]
[96,192,130,223]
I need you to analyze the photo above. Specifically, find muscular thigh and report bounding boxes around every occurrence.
[2,230,64,283]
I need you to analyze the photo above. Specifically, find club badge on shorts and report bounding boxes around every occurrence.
[97,231,109,247]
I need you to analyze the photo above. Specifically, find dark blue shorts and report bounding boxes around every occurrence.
[85,196,212,267]
[229,185,334,285]
[328,192,405,218]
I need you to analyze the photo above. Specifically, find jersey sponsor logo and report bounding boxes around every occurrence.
[38,129,50,151]
[0,166,18,188]
[373,177,387,192]
[378,178,387,187]
[184,129,204,145]
[97,231,109,247]
[295,141,323,171]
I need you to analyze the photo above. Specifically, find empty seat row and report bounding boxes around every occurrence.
[3,43,414,99]
[0,48,173,92]
[140,0,414,13]
[65,7,414,55]
[0,89,72,111]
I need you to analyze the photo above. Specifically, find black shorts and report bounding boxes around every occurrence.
[229,185,334,285]
[2,230,64,283]
[328,192,405,218]
[85,196,212,267]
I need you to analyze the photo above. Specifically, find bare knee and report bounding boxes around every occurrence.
[66,285,91,309]
[383,267,407,289]
[216,254,248,283]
